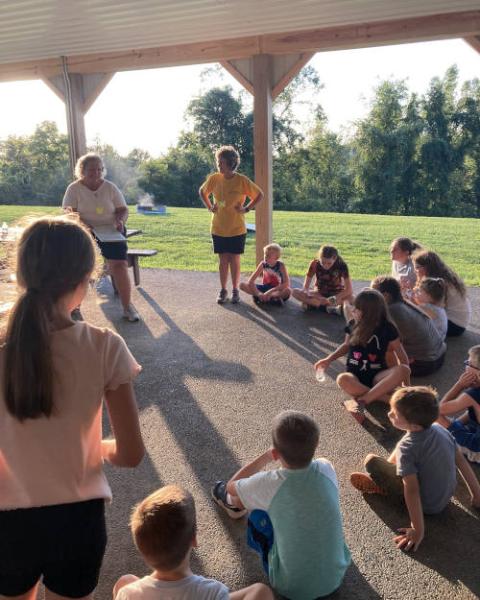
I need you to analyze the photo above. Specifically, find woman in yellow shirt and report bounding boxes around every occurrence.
[199,146,263,304]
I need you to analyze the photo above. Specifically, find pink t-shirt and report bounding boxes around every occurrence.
[0,322,141,510]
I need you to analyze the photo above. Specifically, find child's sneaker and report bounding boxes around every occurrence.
[211,481,247,519]
[350,473,387,495]
[231,289,240,304]
[253,295,261,305]
[216,289,228,304]
[326,305,343,316]
[343,399,366,424]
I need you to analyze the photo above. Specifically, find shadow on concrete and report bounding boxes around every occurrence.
[364,493,480,597]
[98,287,262,578]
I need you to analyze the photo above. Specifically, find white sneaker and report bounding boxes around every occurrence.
[123,305,140,322]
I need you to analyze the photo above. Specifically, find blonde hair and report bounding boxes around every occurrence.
[131,485,196,571]
[74,153,105,180]
[3,215,98,421]
[264,243,282,260]
[468,345,480,368]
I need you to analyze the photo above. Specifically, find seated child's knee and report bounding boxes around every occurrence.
[336,372,350,387]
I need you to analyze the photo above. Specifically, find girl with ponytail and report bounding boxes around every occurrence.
[0,216,144,600]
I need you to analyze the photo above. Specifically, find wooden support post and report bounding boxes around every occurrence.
[45,67,113,176]
[65,73,87,173]
[253,54,273,264]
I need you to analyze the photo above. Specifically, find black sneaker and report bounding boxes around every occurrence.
[231,289,240,304]
[216,289,228,304]
[211,481,247,519]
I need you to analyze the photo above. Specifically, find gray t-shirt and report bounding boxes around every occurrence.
[396,424,457,514]
[115,575,229,600]
[388,301,446,361]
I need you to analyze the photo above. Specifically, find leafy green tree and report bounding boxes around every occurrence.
[0,121,69,205]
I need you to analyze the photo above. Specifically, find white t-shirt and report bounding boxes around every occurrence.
[62,179,127,227]
[445,284,471,329]
[116,575,229,600]
[0,322,141,509]
[235,458,338,510]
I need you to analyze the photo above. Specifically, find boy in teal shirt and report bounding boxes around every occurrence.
[212,411,350,599]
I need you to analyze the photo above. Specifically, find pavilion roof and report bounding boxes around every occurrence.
[1,0,479,73]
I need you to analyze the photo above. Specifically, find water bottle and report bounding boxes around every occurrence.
[315,366,326,383]
[1,222,8,239]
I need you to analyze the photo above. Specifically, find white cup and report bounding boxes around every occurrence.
[315,367,326,383]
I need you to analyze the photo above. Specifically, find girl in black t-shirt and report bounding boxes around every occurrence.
[315,289,410,424]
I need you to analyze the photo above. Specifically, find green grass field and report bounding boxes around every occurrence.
[1,205,479,285]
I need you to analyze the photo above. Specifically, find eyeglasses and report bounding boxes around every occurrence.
[464,360,480,371]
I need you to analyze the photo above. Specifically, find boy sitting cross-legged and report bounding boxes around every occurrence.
[211,411,351,600]
[113,485,273,600]
[350,386,480,552]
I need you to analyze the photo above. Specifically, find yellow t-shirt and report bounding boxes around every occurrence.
[200,172,262,237]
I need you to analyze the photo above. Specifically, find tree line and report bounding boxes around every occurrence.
[1,64,479,217]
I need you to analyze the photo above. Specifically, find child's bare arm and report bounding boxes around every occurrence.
[394,474,424,551]
[226,449,276,497]
[315,335,350,370]
[389,338,410,367]
[439,373,477,414]
[103,383,145,468]
[279,263,290,289]
[247,262,264,286]
[302,275,313,291]
[455,447,480,507]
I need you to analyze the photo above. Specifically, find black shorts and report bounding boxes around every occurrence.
[212,234,246,254]
[347,367,384,388]
[0,499,106,598]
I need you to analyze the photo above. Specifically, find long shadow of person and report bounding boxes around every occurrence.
[97,285,267,587]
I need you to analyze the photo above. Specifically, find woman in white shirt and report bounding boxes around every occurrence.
[62,153,139,322]
[413,250,471,336]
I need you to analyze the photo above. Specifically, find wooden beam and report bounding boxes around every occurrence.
[263,10,480,55]
[0,10,479,83]
[40,73,65,103]
[272,52,314,100]
[253,54,273,264]
[465,35,480,53]
[220,60,254,94]
[82,72,115,113]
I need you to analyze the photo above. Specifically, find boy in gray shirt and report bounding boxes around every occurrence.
[350,386,480,551]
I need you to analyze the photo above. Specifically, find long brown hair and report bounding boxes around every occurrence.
[349,289,394,346]
[413,250,466,298]
[3,216,97,421]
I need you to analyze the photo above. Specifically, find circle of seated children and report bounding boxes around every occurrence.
[3,219,480,600]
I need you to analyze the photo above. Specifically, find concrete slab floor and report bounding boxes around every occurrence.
[4,269,480,599]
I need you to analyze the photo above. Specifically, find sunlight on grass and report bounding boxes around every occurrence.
[1,206,479,285]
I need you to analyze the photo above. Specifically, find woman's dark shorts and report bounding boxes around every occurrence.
[212,233,246,255]
[0,499,106,598]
